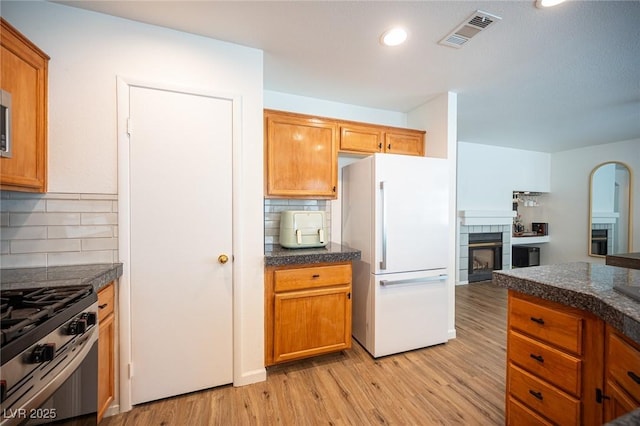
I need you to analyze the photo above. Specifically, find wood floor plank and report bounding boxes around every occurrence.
[102,281,506,425]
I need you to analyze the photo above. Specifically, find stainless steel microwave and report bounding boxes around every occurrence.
[1,89,11,158]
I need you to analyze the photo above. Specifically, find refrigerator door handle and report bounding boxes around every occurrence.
[379,181,387,270]
[380,274,448,287]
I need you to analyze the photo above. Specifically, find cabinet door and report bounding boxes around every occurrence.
[273,285,351,364]
[0,18,49,192]
[384,130,424,156]
[339,123,383,154]
[97,283,115,422]
[607,329,640,402]
[98,312,115,422]
[265,112,337,199]
[604,380,639,423]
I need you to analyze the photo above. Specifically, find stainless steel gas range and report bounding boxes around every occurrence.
[1,284,99,425]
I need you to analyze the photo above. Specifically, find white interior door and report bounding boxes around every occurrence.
[129,85,233,404]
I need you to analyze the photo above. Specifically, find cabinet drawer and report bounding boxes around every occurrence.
[97,283,115,322]
[509,331,581,396]
[608,331,640,402]
[507,396,553,426]
[274,264,352,292]
[509,363,580,426]
[510,294,583,355]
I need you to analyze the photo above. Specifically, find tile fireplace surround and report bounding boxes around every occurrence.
[458,210,515,284]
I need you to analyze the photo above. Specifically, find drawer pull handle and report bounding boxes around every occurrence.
[628,371,640,385]
[596,388,610,403]
[529,390,543,401]
[530,317,545,325]
[99,303,108,309]
[530,354,544,363]
[312,274,320,278]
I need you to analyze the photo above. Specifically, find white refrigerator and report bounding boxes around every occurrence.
[341,153,449,357]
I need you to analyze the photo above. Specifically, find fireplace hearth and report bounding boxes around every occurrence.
[468,232,503,282]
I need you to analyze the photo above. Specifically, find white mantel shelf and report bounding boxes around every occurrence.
[592,211,620,225]
[458,210,517,226]
[512,236,550,245]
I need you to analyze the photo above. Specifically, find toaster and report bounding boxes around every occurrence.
[279,210,328,249]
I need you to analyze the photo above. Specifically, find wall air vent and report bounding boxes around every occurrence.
[439,10,502,49]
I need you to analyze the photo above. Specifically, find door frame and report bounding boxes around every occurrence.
[116,77,243,413]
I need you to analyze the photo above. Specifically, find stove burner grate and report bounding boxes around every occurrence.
[0,285,94,346]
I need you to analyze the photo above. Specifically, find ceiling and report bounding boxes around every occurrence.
[56,0,640,153]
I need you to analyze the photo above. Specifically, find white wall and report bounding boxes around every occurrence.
[547,138,640,264]
[2,0,266,412]
[265,90,406,127]
[407,93,455,159]
[457,142,551,212]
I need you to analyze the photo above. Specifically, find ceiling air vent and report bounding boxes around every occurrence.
[439,10,502,49]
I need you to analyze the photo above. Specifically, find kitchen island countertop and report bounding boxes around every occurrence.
[0,263,123,292]
[493,262,640,345]
[265,243,361,266]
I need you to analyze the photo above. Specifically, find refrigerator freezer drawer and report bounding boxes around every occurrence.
[358,270,448,358]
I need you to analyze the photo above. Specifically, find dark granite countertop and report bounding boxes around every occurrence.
[606,408,640,426]
[606,252,640,270]
[265,243,361,266]
[493,262,640,345]
[0,263,123,292]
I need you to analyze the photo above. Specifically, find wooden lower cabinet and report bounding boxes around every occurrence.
[265,262,352,366]
[97,283,116,422]
[506,291,604,426]
[604,325,640,422]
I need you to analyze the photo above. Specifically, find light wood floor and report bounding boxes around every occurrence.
[102,281,507,425]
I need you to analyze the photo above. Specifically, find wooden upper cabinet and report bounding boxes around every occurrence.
[340,123,425,157]
[0,18,49,192]
[339,123,383,154]
[265,110,338,199]
[384,129,425,156]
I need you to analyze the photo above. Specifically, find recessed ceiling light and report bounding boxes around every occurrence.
[380,28,407,46]
[535,0,566,8]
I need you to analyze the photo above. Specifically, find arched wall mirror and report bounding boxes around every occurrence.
[589,162,633,257]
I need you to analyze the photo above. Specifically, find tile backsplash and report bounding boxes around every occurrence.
[1,192,119,268]
[264,199,331,245]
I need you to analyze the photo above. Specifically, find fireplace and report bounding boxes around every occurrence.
[592,229,608,255]
[468,232,503,282]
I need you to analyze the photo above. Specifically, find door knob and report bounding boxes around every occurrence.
[218,254,229,264]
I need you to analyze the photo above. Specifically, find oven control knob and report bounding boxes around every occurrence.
[67,318,88,335]
[30,343,55,363]
[80,312,97,327]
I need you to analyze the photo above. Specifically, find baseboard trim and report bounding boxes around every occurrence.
[234,368,267,387]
